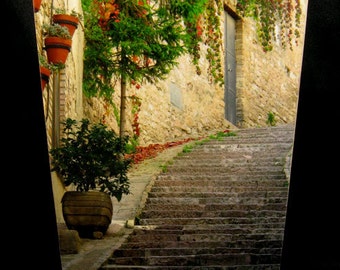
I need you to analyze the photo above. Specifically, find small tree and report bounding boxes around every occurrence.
[82,0,207,136]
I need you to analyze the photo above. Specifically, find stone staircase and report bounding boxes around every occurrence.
[100,124,295,270]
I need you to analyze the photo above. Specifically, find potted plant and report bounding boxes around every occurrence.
[33,0,42,13]
[39,54,51,91]
[52,8,83,37]
[49,118,132,238]
[43,23,72,65]
[39,54,66,90]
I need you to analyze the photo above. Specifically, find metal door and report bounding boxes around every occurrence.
[224,12,237,125]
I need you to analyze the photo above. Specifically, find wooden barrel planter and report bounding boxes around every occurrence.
[61,191,113,238]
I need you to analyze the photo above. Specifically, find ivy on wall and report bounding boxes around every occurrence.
[236,0,302,51]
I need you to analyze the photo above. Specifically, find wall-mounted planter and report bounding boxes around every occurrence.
[52,14,79,37]
[44,37,72,65]
[33,0,42,13]
[40,66,51,91]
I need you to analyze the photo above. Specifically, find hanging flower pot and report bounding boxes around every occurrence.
[43,23,72,65]
[33,0,42,13]
[52,14,79,37]
[40,66,51,91]
[44,37,72,65]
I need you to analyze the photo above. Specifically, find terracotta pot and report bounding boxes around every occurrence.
[40,66,51,91]
[52,14,79,37]
[44,37,72,65]
[61,191,113,238]
[33,0,42,13]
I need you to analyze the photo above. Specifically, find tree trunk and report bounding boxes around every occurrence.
[119,75,127,137]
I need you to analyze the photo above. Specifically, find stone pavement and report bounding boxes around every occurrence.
[59,143,190,270]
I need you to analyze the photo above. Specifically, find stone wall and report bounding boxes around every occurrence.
[235,0,308,128]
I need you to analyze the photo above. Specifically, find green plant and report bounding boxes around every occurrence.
[209,130,237,140]
[39,53,65,71]
[182,144,195,153]
[53,7,83,20]
[236,0,302,51]
[160,164,168,173]
[202,0,224,86]
[266,111,277,126]
[39,54,52,69]
[43,23,72,39]
[49,118,132,201]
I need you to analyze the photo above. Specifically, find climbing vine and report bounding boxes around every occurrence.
[203,0,224,86]
[236,0,302,51]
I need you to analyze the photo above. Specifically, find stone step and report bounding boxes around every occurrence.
[203,136,294,144]
[119,238,284,250]
[149,186,288,193]
[101,264,281,269]
[132,225,284,235]
[146,196,288,205]
[156,174,287,181]
[171,156,287,164]
[164,166,286,174]
[126,232,284,243]
[231,125,295,134]
[166,164,285,171]
[142,203,287,212]
[138,216,286,226]
[133,223,286,232]
[107,253,282,267]
[184,145,292,155]
[147,190,288,199]
[175,151,291,160]
[113,245,283,256]
[152,179,289,188]
[139,209,286,219]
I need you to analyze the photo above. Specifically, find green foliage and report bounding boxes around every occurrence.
[39,54,52,69]
[266,111,277,126]
[81,0,194,99]
[203,0,223,85]
[53,7,83,20]
[39,54,65,71]
[182,143,195,153]
[125,136,139,154]
[49,118,132,201]
[43,23,72,39]
[81,0,225,97]
[236,0,302,51]
[209,130,237,140]
[160,164,168,173]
